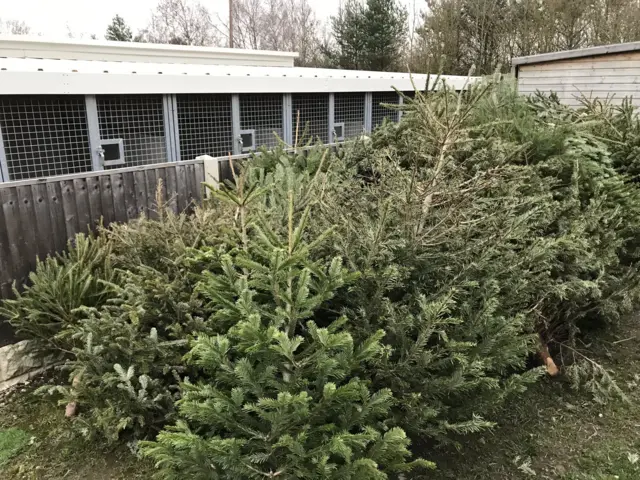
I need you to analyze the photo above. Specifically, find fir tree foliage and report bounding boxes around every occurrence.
[39,275,192,442]
[0,234,114,355]
[5,77,640,474]
[330,0,407,71]
[105,14,134,42]
[17,205,228,442]
[141,165,431,478]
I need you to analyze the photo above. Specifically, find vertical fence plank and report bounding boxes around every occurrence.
[87,176,103,229]
[158,167,171,214]
[31,183,54,261]
[145,168,159,220]
[100,175,116,227]
[73,178,91,235]
[185,163,195,208]
[165,167,178,215]
[47,181,67,253]
[219,159,233,183]
[123,172,138,221]
[1,186,26,289]
[195,161,205,202]
[0,282,11,302]
[134,170,149,218]
[0,197,14,296]
[111,172,127,224]
[17,186,38,274]
[60,179,79,240]
[176,164,187,213]
[192,163,201,203]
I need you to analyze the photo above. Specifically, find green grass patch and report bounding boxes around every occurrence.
[0,428,30,467]
[0,379,152,480]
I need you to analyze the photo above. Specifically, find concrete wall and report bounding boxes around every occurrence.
[0,341,48,391]
[517,51,640,107]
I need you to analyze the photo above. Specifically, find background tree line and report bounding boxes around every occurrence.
[415,0,640,74]
[7,0,640,73]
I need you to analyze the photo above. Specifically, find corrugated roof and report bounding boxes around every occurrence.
[512,41,640,67]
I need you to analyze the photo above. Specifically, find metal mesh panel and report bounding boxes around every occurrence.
[372,92,400,129]
[334,93,365,139]
[0,95,91,181]
[177,94,233,159]
[240,94,283,150]
[292,94,329,144]
[97,95,167,168]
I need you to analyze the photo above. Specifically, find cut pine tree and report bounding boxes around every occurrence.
[539,339,560,377]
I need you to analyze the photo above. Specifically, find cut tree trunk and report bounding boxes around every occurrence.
[539,338,560,376]
[65,375,81,418]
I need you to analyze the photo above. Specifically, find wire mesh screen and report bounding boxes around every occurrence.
[240,94,283,150]
[97,95,167,168]
[402,91,416,99]
[372,92,400,129]
[292,94,329,144]
[334,93,365,139]
[177,94,233,160]
[0,95,91,181]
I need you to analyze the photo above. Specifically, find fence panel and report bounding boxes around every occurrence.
[335,93,366,139]
[0,145,333,344]
[0,160,205,305]
[176,94,234,160]
[372,92,400,129]
[0,95,92,181]
[97,94,168,168]
[292,94,330,144]
[240,94,284,150]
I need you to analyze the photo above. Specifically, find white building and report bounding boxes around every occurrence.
[0,36,472,183]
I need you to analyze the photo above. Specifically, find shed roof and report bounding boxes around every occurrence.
[512,41,640,67]
[0,57,474,95]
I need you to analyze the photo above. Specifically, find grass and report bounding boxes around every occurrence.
[0,428,30,467]
[0,381,152,479]
[429,315,640,480]
[2,317,640,479]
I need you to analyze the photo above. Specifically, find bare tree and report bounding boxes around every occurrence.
[230,0,263,49]
[414,0,466,73]
[0,19,31,35]
[140,0,221,46]
[547,0,590,50]
[590,0,640,44]
[228,0,324,66]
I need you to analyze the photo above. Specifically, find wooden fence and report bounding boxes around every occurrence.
[0,145,335,346]
[0,160,206,303]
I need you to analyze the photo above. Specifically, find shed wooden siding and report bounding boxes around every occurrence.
[517,51,640,107]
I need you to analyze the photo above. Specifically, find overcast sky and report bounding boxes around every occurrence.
[0,0,420,40]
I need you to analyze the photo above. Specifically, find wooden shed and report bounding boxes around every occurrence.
[512,42,640,107]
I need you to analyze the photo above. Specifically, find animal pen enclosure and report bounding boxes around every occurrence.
[0,36,470,354]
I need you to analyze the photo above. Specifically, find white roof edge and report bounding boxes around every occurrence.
[0,72,475,95]
[512,41,640,67]
[0,35,298,66]
[0,57,477,95]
